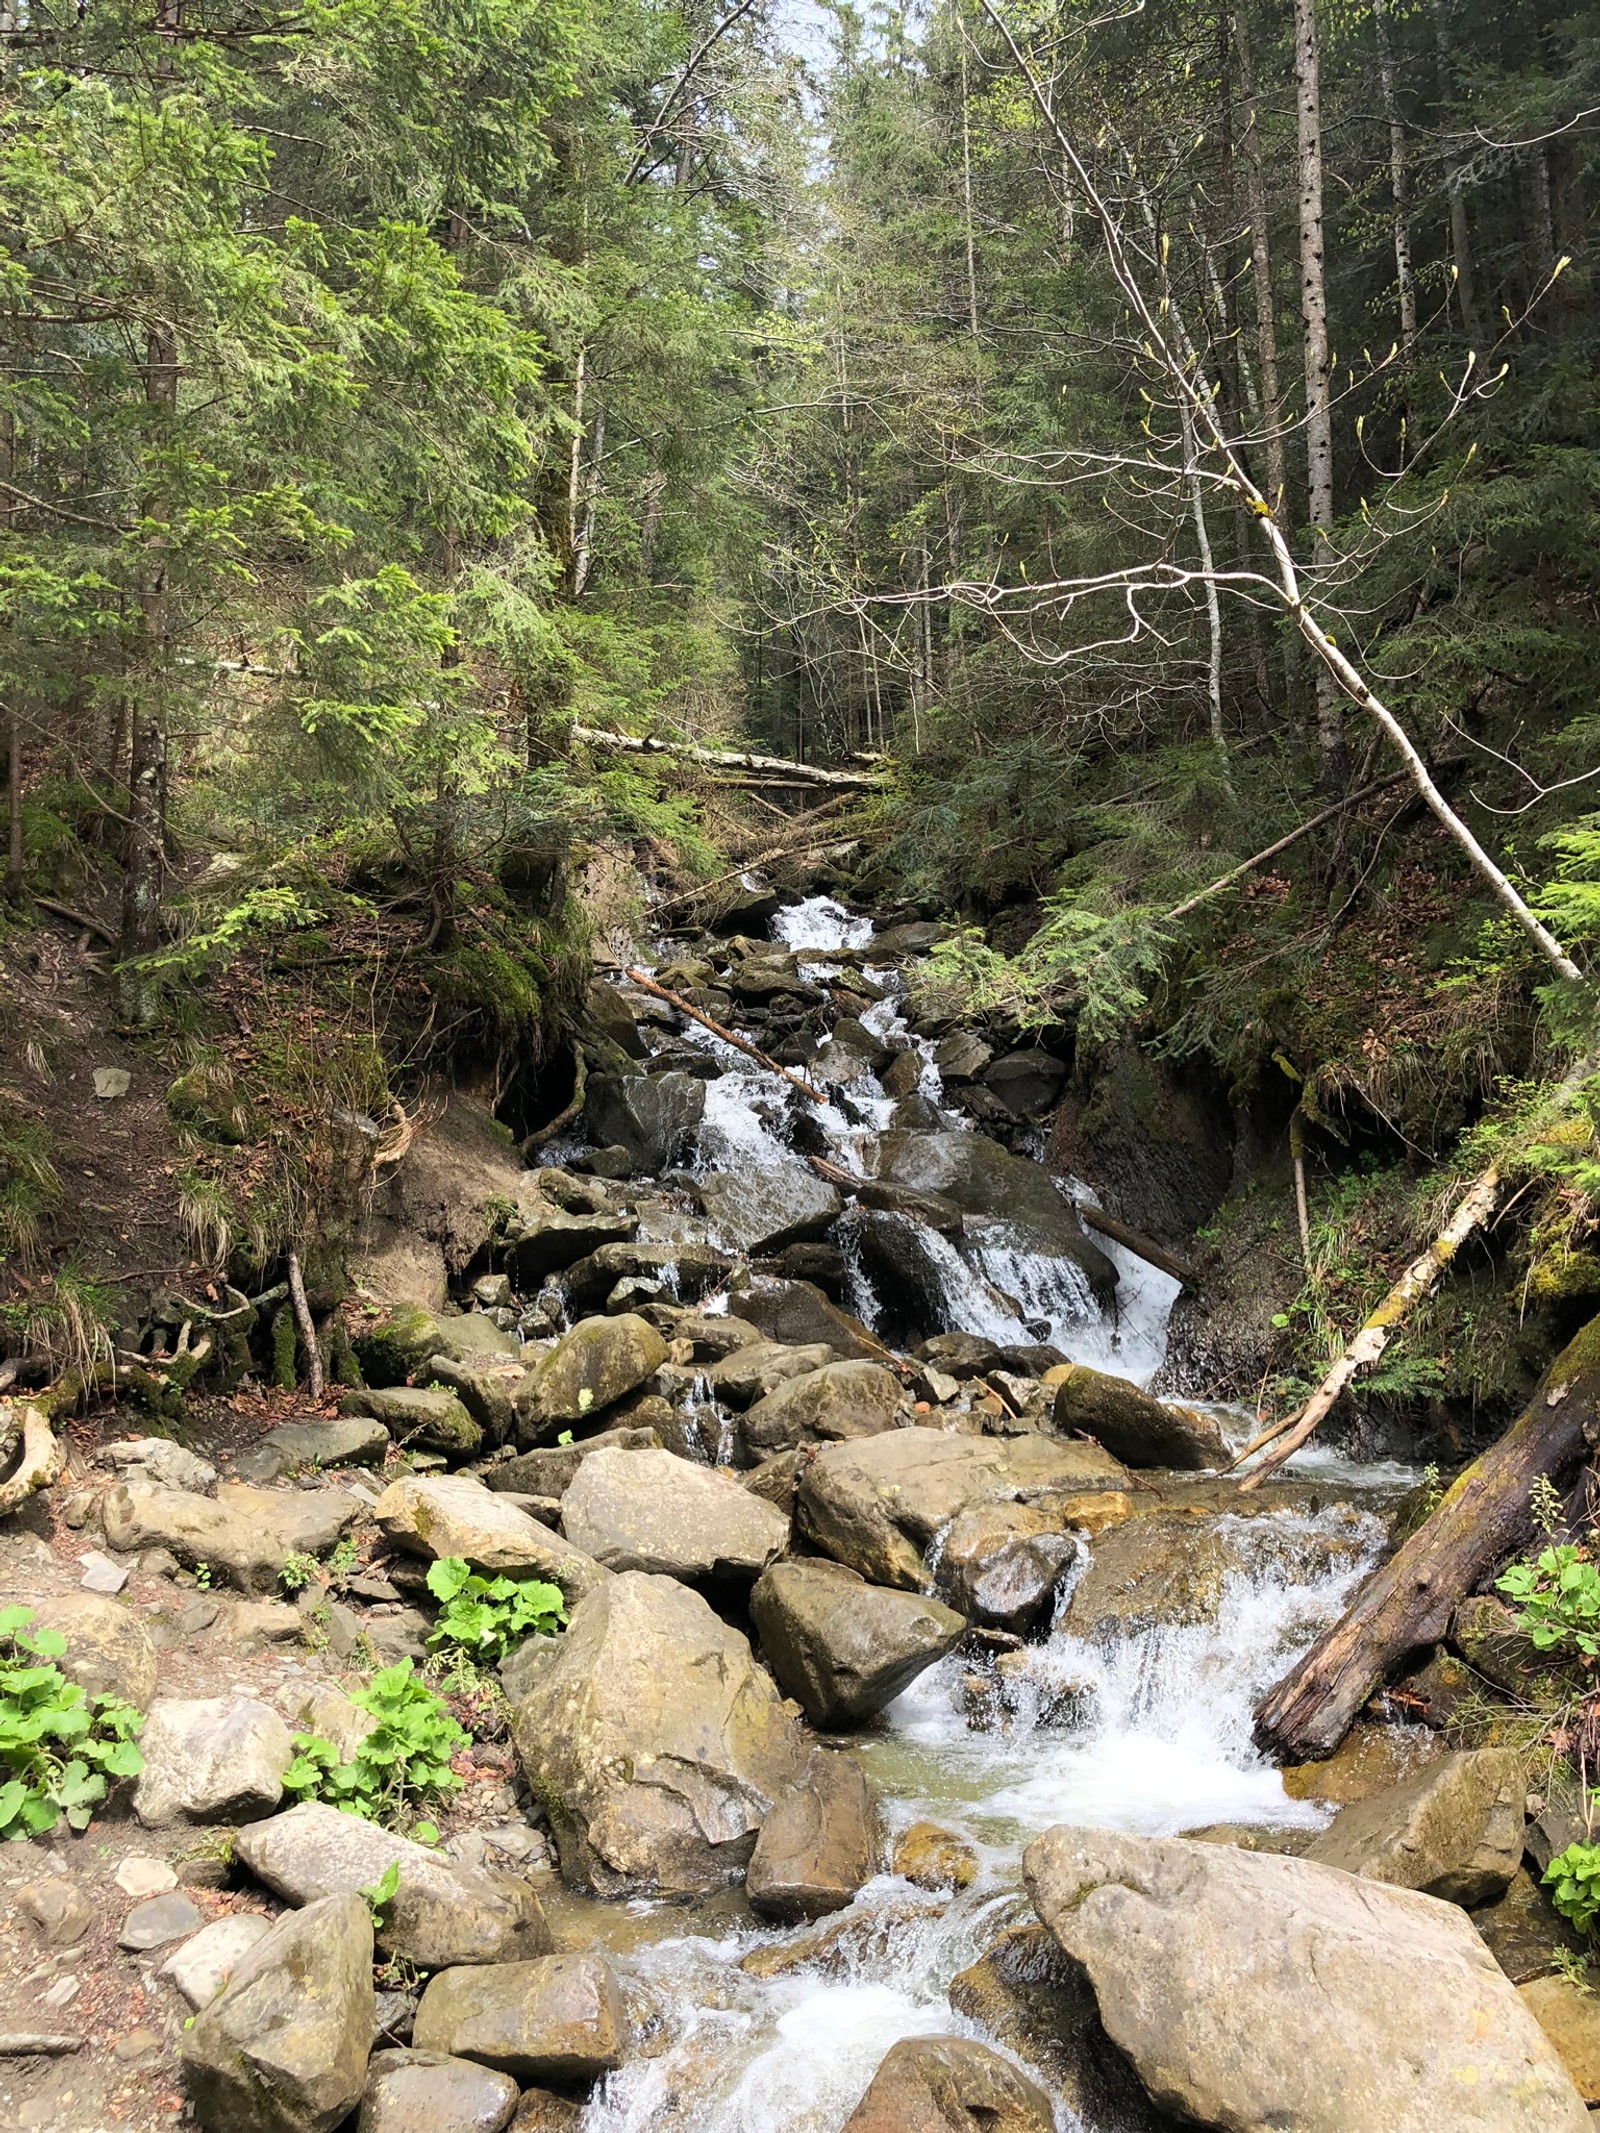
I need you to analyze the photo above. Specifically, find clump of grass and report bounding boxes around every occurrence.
[0,1099,60,1268]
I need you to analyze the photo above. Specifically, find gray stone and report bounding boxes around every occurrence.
[507,1206,637,1285]
[936,1500,1080,1630]
[161,1914,276,2009]
[698,1161,841,1255]
[115,1854,178,1897]
[342,1384,482,1457]
[933,1031,993,1081]
[181,1892,374,2133]
[743,1360,908,1455]
[843,2036,1054,2133]
[559,1240,732,1315]
[103,1478,360,1593]
[511,1571,806,1897]
[513,1314,668,1442]
[560,1447,789,1582]
[751,1558,965,1726]
[358,2049,520,2133]
[413,1955,626,2082]
[77,1548,130,1594]
[1024,1824,1589,2133]
[134,1695,293,1828]
[1305,1747,1526,1906]
[747,1750,876,1923]
[796,1427,1127,1589]
[237,1417,391,1481]
[17,1878,93,1947]
[584,1071,706,1173]
[105,1436,219,1494]
[235,1801,552,1970]
[480,1427,662,1499]
[27,1590,158,1708]
[875,1129,1116,1300]
[1051,1364,1229,1471]
[703,1341,840,1408]
[374,1472,611,1604]
[730,1276,890,1362]
[980,1048,1068,1118]
[119,1891,204,1951]
[93,1066,131,1099]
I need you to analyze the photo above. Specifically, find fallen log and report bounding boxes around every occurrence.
[623,968,827,1104]
[1161,771,1412,922]
[570,724,883,791]
[0,1403,67,1516]
[1077,1205,1196,1287]
[1253,1315,1600,1761]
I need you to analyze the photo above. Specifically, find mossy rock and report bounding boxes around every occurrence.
[353,1304,447,1387]
[167,1064,258,1146]
[1526,1249,1600,1310]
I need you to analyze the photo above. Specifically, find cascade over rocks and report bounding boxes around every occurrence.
[1024,1825,1589,2132]
[873,1129,1117,1300]
[583,1070,706,1171]
[510,1570,806,1895]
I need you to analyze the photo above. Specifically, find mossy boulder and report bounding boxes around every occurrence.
[167,1062,258,1146]
[512,1314,668,1445]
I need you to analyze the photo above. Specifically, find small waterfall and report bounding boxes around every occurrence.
[772,896,875,952]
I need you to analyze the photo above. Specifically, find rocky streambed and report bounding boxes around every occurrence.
[1,893,1593,2132]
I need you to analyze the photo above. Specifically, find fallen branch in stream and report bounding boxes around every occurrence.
[623,969,827,1103]
[1254,1314,1600,1759]
[1077,1205,1197,1287]
[654,817,857,920]
[571,724,883,791]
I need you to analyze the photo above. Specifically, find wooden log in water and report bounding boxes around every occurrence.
[1253,1315,1600,1762]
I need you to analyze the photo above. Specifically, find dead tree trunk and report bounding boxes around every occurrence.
[1254,1316,1600,1761]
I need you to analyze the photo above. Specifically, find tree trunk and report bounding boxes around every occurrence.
[1293,0,1345,790]
[1372,0,1418,351]
[1431,0,1485,348]
[1232,3,1286,520]
[1254,1316,1600,1760]
[4,699,22,902]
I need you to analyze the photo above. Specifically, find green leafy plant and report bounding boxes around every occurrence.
[279,1550,320,1594]
[1551,1945,1594,1990]
[1546,1842,1600,1935]
[425,1556,565,1665]
[358,1859,400,1928]
[281,1660,466,1827]
[1496,1545,1600,1657]
[0,1606,145,1838]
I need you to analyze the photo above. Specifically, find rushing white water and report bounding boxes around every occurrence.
[773,895,876,952]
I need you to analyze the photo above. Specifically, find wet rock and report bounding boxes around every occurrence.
[777,1243,848,1295]
[911,1331,1010,1378]
[358,2048,521,2133]
[699,1161,841,1255]
[704,1340,840,1407]
[947,1924,1178,2133]
[879,1049,924,1101]
[892,1821,979,1890]
[375,1472,612,1604]
[507,2091,584,2132]
[120,1890,204,1950]
[234,1417,391,1481]
[105,1436,219,1494]
[26,1590,158,1708]
[344,1385,482,1457]
[506,1206,637,1285]
[413,1955,627,2082]
[933,1031,992,1081]
[182,1891,373,2133]
[510,1570,806,1896]
[1305,1747,1525,1906]
[875,1129,1116,1300]
[482,1426,663,1499]
[743,1360,908,1455]
[844,1210,1013,1344]
[843,2035,1054,2133]
[560,1447,789,1581]
[726,957,823,1006]
[1051,1364,1228,1471]
[513,1314,668,1444]
[752,1558,965,1725]
[980,1048,1067,1119]
[640,1307,764,1361]
[161,1914,276,2009]
[797,1427,1127,1590]
[855,1180,963,1234]
[236,1801,552,1970]
[936,1499,1080,1630]
[560,1240,731,1314]
[1024,1824,1588,2132]
[730,1274,892,1362]
[1519,1975,1600,2104]
[1472,1869,1588,1983]
[586,979,650,1059]
[1281,1719,1444,1807]
[584,1071,706,1173]
[17,1878,93,1946]
[134,1695,293,1828]
[747,1748,876,1923]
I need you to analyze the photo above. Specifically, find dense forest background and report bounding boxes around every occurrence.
[4,0,1600,1417]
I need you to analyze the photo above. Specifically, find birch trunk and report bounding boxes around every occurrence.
[1232,4,1286,519]
[1372,0,1418,350]
[1294,0,1345,789]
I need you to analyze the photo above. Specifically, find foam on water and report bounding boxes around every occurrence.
[772,896,875,952]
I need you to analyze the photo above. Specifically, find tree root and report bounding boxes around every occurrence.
[0,1405,67,1516]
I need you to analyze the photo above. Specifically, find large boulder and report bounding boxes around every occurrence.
[482,1427,662,1499]
[699,1161,841,1255]
[746,1748,877,1923]
[730,1275,892,1362]
[213,1480,364,1559]
[981,1048,1067,1120]
[357,2050,520,2133]
[506,1205,637,1285]
[510,1571,806,1896]
[236,1801,551,1970]
[1305,1747,1525,1906]
[842,2037,1054,2133]
[234,1416,391,1481]
[559,1447,789,1581]
[796,1427,1127,1589]
[342,1384,481,1458]
[842,1209,1017,1348]
[743,1360,908,1456]
[27,1590,158,1708]
[873,1130,1116,1300]
[584,1071,706,1173]
[934,1500,1081,1630]
[135,1696,293,1828]
[1520,1976,1600,2105]
[1051,1363,1229,1470]
[751,1559,965,1726]
[181,1892,374,2133]
[513,1315,668,1444]
[102,1480,289,1594]
[704,1340,840,1407]
[558,1239,732,1315]
[1024,1824,1589,2133]
[355,1303,518,1387]
[412,1955,626,2082]
[373,1472,612,1605]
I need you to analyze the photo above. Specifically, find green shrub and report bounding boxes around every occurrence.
[425,1555,565,1664]
[1546,1842,1600,1935]
[1496,1545,1600,1657]
[0,1605,144,1838]
[281,1659,465,1827]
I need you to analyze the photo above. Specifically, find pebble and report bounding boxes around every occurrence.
[114,1856,177,1899]
[41,1977,80,2010]
[112,2028,162,2061]
[77,1550,129,1595]
[16,1878,93,1946]
[119,1892,203,1951]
